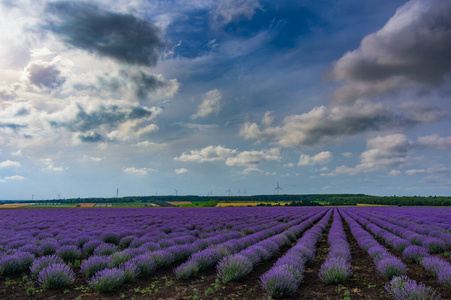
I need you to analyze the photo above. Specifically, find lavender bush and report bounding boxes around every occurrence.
[421,256,450,277]
[0,251,34,275]
[57,245,82,261]
[89,268,126,293]
[130,253,157,276]
[30,255,64,278]
[216,254,253,283]
[174,261,200,279]
[438,266,451,289]
[80,255,110,277]
[385,276,441,300]
[259,266,299,298]
[319,257,353,284]
[38,263,75,289]
[403,245,430,264]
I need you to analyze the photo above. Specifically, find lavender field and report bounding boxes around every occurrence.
[0,207,450,299]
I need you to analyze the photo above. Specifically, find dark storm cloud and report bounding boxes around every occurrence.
[332,0,451,102]
[72,70,170,100]
[50,105,152,132]
[45,1,164,66]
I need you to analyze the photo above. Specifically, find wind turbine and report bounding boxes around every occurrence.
[174,189,180,196]
[226,187,232,197]
[237,188,241,196]
[275,182,282,195]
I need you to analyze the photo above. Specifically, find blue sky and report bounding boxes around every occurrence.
[1,0,450,200]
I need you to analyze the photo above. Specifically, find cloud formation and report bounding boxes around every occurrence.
[0,160,21,168]
[191,89,222,119]
[331,0,451,102]
[122,167,156,175]
[298,151,332,166]
[45,1,164,66]
[324,134,412,176]
[418,134,451,150]
[175,145,280,169]
[240,100,416,147]
[211,0,262,27]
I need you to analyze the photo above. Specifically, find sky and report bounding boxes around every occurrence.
[1,0,451,200]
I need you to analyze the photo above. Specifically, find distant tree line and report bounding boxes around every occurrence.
[1,194,450,206]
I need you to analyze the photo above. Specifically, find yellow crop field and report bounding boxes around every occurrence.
[73,203,96,208]
[0,204,32,209]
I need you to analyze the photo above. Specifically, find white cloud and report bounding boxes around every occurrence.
[4,175,26,180]
[0,160,21,168]
[122,167,157,175]
[175,146,280,168]
[191,89,222,119]
[225,148,280,167]
[175,145,237,163]
[45,164,66,172]
[342,152,352,157]
[83,155,104,162]
[418,134,451,150]
[405,169,426,176]
[211,0,262,27]
[283,163,294,168]
[323,134,411,176]
[262,111,274,127]
[175,168,188,174]
[389,170,401,176]
[298,151,332,166]
[240,100,415,147]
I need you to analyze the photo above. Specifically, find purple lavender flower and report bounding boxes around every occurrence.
[403,245,429,264]
[80,255,110,277]
[120,261,140,282]
[392,239,410,252]
[368,245,388,262]
[119,236,135,248]
[89,268,126,293]
[38,263,75,289]
[319,257,353,285]
[130,253,157,275]
[30,255,64,278]
[38,240,59,256]
[82,240,103,256]
[100,232,121,245]
[94,243,117,256]
[376,256,407,280]
[216,254,253,283]
[57,245,82,261]
[421,256,450,277]
[259,265,299,298]
[190,248,222,269]
[108,251,133,268]
[438,266,451,289]
[385,276,441,300]
[0,251,34,274]
[423,238,446,254]
[174,260,200,279]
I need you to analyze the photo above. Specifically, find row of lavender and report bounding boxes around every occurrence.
[344,208,451,292]
[0,207,328,292]
[1,206,450,299]
[342,208,449,299]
